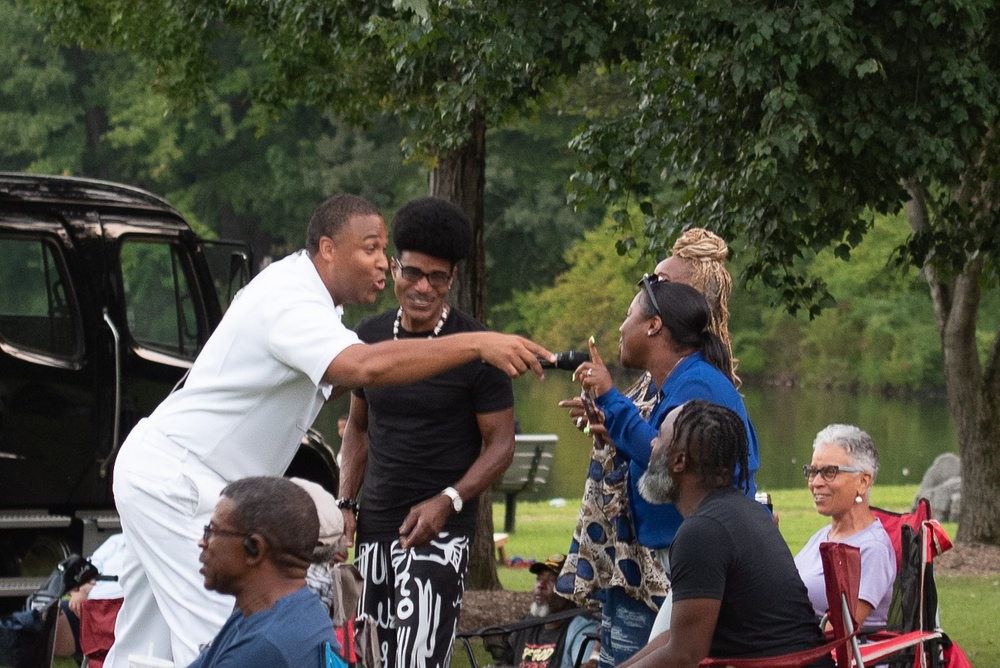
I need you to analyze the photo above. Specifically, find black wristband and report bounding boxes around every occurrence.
[336,497,359,513]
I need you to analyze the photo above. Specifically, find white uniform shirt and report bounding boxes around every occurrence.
[147,250,360,480]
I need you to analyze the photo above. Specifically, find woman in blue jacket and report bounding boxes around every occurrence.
[573,278,760,665]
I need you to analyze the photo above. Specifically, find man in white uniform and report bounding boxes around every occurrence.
[105,194,553,668]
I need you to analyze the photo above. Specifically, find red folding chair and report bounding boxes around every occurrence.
[700,542,940,668]
[871,498,932,574]
[869,499,956,668]
[79,597,123,668]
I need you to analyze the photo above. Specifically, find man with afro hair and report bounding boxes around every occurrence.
[339,197,517,668]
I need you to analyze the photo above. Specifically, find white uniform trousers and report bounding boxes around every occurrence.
[104,420,234,668]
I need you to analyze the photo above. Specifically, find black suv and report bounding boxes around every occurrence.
[0,173,338,604]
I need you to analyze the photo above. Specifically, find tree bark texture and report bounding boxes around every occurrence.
[63,46,110,180]
[906,181,1000,546]
[428,110,488,323]
[428,110,502,589]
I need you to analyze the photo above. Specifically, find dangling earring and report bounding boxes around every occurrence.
[854,494,863,504]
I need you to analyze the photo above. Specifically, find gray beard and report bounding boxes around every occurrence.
[530,602,550,618]
[638,467,679,505]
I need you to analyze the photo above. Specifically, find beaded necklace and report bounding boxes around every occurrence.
[392,305,449,340]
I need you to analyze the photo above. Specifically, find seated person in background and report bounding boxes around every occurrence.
[620,401,831,668]
[56,532,127,664]
[292,478,360,664]
[794,424,895,628]
[496,554,599,668]
[188,476,338,668]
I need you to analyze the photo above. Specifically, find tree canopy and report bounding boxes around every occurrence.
[572,0,1000,544]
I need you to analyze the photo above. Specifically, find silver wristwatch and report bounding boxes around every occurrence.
[442,486,463,513]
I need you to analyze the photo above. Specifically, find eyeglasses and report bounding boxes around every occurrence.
[802,465,864,482]
[202,523,247,543]
[637,273,664,319]
[394,259,452,288]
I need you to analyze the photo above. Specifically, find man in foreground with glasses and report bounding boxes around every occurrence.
[190,476,337,668]
[794,424,896,628]
[339,197,518,667]
[620,400,829,667]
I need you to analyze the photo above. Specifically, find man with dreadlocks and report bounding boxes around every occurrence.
[618,401,828,668]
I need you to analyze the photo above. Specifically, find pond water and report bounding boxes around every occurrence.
[315,372,957,501]
[508,374,958,500]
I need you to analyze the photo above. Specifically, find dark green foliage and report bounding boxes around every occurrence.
[484,111,605,315]
[572,0,1000,313]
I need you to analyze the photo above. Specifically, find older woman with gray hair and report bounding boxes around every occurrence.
[793,424,896,627]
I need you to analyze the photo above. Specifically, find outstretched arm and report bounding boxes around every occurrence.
[323,333,553,387]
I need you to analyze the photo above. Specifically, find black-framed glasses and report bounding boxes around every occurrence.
[802,465,864,482]
[202,523,247,543]
[637,273,664,319]
[394,259,452,288]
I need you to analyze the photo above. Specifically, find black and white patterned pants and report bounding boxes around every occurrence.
[355,533,470,668]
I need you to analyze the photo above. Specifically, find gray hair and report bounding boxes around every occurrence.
[812,424,880,482]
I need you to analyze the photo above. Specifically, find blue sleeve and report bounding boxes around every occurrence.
[594,387,659,467]
[664,377,716,406]
[595,377,715,470]
[206,641,290,668]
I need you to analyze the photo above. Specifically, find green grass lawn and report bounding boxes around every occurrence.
[493,485,999,665]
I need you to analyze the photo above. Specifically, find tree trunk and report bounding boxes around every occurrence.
[63,46,109,180]
[906,182,1000,545]
[428,111,487,322]
[217,202,272,271]
[428,110,503,589]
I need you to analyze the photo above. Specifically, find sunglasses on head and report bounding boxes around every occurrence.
[637,273,667,319]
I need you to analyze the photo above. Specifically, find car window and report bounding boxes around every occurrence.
[120,239,203,359]
[0,236,79,359]
[202,241,252,313]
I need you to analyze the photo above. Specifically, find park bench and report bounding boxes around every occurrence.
[493,434,558,533]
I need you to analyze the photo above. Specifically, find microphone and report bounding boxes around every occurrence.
[538,350,590,370]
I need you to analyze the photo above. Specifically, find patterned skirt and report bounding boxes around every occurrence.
[556,373,669,612]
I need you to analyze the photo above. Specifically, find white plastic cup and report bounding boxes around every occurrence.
[128,655,174,668]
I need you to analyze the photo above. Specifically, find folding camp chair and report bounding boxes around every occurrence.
[869,499,958,668]
[699,542,940,668]
[0,554,98,668]
[79,597,123,668]
[455,606,598,668]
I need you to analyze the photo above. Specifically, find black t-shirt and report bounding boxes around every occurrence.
[500,622,568,668]
[670,489,832,664]
[353,308,514,541]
